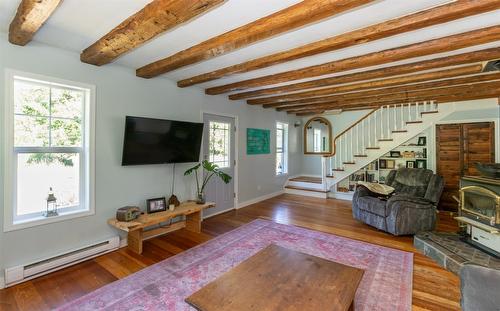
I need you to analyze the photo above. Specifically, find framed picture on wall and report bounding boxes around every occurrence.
[417,136,427,146]
[387,160,395,169]
[379,159,387,169]
[416,159,427,169]
[406,161,416,168]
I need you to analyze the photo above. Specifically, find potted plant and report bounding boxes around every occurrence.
[184,160,232,204]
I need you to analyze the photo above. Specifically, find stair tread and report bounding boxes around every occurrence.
[392,130,408,133]
[421,111,438,114]
[379,138,393,141]
[366,147,380,149]
[289,176,322,184]
[285,185,329,193]
[353,154,368,157]
[406,120,423,124]
[332,168,345,171]
[343,162,355,164]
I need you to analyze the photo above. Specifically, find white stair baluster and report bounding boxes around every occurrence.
[374,111,378,141]
[350,130,353,161]
[338,136,342,168]
[408,103,412,122]
[400,103,404,129]
[393,105,397,131]
[380,106,384,139]
[356,124,360,155]
[362,120,365,152]
[369,114,372,146]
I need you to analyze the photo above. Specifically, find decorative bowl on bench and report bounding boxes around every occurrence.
[475,163,500,179]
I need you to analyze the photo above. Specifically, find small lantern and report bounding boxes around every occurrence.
[44,187,58,217]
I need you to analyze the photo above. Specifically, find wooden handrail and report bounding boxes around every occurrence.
[329,107,379,157]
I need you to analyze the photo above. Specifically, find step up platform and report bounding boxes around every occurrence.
[284,185,329,199]
[289,176,322,184]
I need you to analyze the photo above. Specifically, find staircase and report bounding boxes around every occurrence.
[325,101,453,190]
[285,100,458,198]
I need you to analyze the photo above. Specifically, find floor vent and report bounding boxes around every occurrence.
[4,236,119,287]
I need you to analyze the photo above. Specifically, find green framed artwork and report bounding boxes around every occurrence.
[247,128,270,155]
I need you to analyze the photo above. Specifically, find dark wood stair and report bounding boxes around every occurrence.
[289,176,322,184]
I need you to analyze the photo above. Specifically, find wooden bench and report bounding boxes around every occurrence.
[108,201,215,254]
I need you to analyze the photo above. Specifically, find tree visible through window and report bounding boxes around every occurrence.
[276,122,288,175]
[10,75,91,224]
[209,121,230,168]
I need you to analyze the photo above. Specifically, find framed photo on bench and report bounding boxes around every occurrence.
[147,197,167,214]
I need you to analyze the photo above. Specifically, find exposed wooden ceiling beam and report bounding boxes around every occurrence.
[206,25,500,95]
[228,48,500,100]
[136,0,374,78]
[271,70,500,109]
[8,0,63,46]
[297,88,500,114]
[178,0,500,88]
[279,73,500,111]
[81,0,226,66]
[286,80,500,113]
[251,64,483,106]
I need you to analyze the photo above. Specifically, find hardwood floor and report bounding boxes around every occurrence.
[0,194,460,310]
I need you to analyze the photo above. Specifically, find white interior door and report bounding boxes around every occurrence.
[203,113,235,217]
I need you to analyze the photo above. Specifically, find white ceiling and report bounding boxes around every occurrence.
[1,0,500,92]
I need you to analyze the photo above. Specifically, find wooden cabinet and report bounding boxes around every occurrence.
[436,122,495,211]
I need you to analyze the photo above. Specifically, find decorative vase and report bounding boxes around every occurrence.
[196,192,206,204]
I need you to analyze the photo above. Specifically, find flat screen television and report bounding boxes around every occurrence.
[122,116,203,165]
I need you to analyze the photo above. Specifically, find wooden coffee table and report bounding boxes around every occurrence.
[185,244,364,311]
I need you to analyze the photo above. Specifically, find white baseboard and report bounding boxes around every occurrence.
[119,237,128,248]
[329,192,354,201]
[0,275,5,289]
[284,188,329,198]
[237,190,284,209]
[203,207,236,219]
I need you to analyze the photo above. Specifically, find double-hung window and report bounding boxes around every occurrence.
[4,70,95,231]
[276,122,288,175]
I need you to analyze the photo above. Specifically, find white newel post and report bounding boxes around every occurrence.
[321,156,327,191]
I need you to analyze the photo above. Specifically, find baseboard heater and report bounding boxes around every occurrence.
[4,236,119,287]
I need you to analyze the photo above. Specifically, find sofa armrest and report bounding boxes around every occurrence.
[460,264,500,311]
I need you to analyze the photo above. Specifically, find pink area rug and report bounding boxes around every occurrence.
[59,219,413,311]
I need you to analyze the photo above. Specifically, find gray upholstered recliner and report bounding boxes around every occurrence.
[352,168,444,236]
[460,264,500,311]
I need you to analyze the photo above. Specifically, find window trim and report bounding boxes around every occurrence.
[3,69,96,232]
[276,121,289,176]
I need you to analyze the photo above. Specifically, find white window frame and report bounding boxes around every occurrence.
[276,122,288,176]
[4,69,96,232]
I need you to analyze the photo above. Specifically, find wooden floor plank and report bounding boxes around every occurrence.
[0,194,460,310]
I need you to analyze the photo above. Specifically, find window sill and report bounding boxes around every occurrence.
[4,209,95,232]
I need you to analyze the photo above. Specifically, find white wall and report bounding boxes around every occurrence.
[0,35,302,277]
[301,110,371,176]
